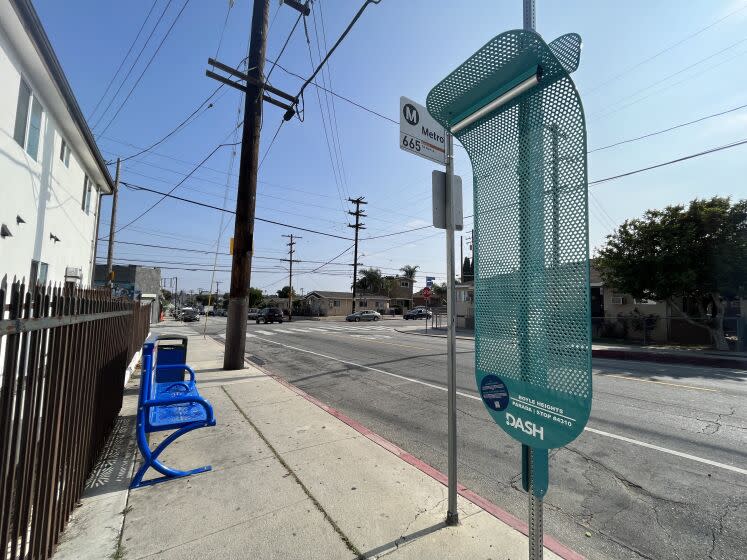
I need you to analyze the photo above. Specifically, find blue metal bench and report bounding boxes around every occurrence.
[131,335,216,489]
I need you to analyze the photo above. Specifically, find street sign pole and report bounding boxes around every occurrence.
[521,3,545,558]
[445,131,459,526]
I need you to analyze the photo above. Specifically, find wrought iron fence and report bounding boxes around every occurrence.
[0,277,150,560]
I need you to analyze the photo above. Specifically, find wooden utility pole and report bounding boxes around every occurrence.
[282,234,301,321]
[223,0,270,370]
[347,197,367,313]
[106,158,120,287]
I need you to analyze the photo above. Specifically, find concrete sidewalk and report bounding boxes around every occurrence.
[54,326,582,560]
[395,325,747,369]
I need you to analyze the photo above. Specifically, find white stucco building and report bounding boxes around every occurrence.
[0,0,113,288]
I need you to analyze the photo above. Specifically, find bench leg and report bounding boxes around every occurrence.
[131,422,212,489]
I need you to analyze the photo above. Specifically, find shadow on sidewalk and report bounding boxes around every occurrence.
[359,521,447,558]
[83,415,136,499]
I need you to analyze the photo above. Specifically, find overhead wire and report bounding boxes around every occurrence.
[313,3,351,201]
[88,0,159,121]
[589,136,747,186]
[91,0,175,130]
[584,2,747,95]
[114,140,240,234]
[304,12,348,215]
[588,101,747,153]
[97,0,192,136]
[120,181,355,240]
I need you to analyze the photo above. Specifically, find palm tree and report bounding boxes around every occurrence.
[355,268,384,293]
[399,265,419,279]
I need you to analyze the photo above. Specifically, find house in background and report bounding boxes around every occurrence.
[387,275,415,311]
[305,291,389,317]
[455,281,474,329]
[0,0,113,287]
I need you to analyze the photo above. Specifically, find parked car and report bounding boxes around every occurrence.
[404,308,432,320]
[346,310,382,322]
[181,308,199,322]
[247,308,260,320]
[256,307,283,324]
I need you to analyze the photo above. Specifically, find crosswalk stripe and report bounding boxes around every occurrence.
[256,330,275,336]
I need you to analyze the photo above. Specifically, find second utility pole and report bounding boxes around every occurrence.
[224,0,269,370]
[282,234,301,321]
[106,158,121,288]
[348,197,367,313]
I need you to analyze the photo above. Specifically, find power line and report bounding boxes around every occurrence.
[266,5,304,82]
[589,136,747,186]
[588,101,747,153]
[98,0,192,135]
[584,2,747,95]
[591,34,747,120]
[88,0,159,121]
[268,57,396,123]
[112,84,224,164]
[363,225,432,240]
[91,0,175,130]
[120,180,355,240]
[114,140,239,234]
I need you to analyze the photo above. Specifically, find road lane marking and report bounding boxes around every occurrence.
[256,330,275,336]
[253,335,746,476]
[597,373,718,392]
[582,427,746,475]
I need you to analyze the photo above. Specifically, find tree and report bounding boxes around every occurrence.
[161,289,173,301]
[596,197,747,350]
[462,257,473,282]
[248,287,263,308]
[355,268,385,293]
[399,265,419,279]
[432,282,447,305]
[276,286,296,299]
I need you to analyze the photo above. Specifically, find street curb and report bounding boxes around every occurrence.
[266,372,585,560]
[396,329,746,370]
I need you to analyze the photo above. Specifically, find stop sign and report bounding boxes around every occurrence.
[422,287,432,298]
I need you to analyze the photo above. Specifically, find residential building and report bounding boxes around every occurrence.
[94,264,161,322]
[386,275,415,311]
[455,281,474,329]
[0,0,114,287]
[305,291,389,317]
[262,296,290,313]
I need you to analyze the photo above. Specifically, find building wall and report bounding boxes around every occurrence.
[0,26,100,285]
[389,277,414,302]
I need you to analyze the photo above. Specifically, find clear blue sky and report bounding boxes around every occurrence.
[35,0,747,295]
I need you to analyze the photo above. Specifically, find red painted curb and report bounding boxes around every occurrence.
[267,372,586,560]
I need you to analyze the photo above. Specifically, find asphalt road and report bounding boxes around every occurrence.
[193,316,746,560]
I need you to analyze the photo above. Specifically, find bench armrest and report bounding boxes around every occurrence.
[143,395,214,423]
[156,363,196,384]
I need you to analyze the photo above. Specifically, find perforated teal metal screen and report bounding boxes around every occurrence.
[427,30,591,449]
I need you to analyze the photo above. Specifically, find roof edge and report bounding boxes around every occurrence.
[10,0,114,193]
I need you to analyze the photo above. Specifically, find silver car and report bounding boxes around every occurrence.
[346,310,382,322]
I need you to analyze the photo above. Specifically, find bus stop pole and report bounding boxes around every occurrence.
[445,131,459,526]
[522,1,543,559]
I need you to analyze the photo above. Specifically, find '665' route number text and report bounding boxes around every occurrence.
[402,135,421,152]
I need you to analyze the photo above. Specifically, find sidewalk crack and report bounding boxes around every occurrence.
[222,385,364,559]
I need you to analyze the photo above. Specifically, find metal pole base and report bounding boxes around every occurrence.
[529,493,543,559]
[445,510,459,526]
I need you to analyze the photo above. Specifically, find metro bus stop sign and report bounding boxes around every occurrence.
[427,29,591,501]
